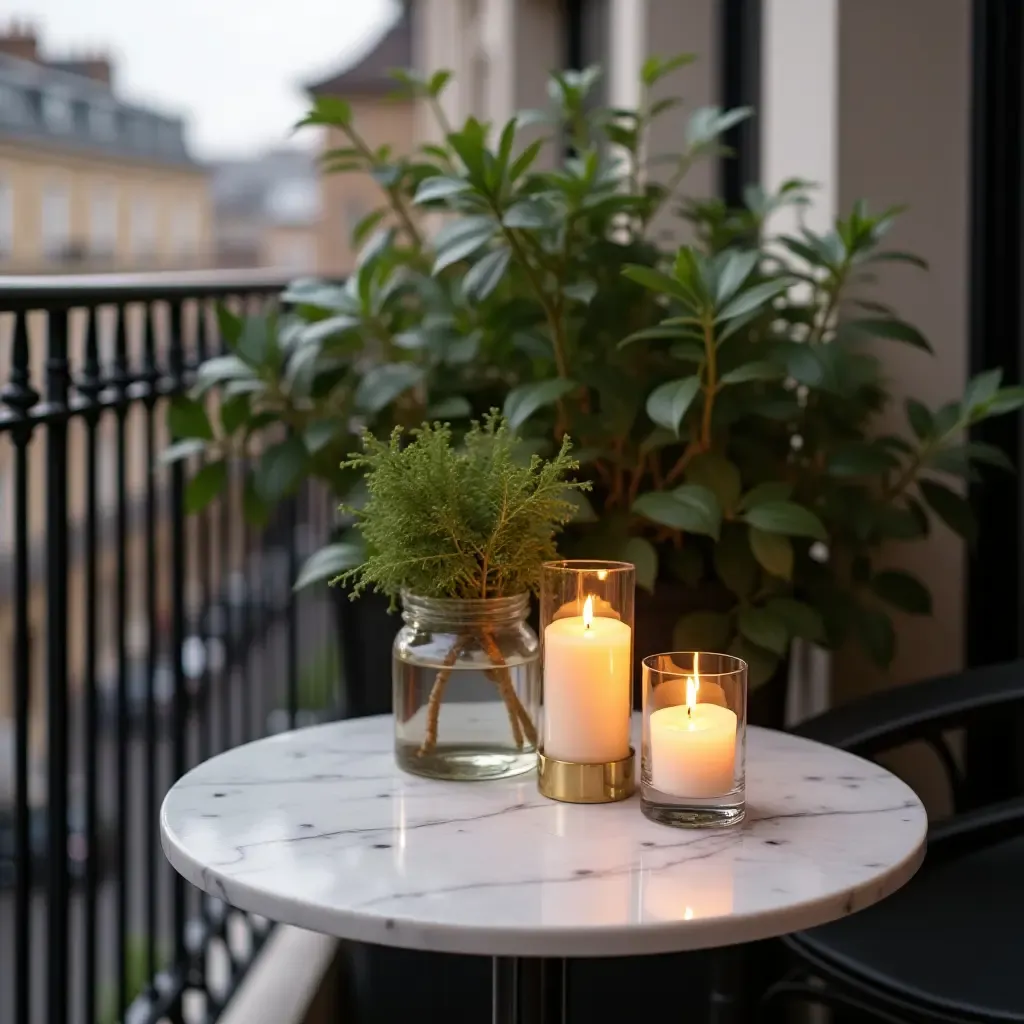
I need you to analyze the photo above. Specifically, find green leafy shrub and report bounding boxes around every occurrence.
[336,412,586,602]
[167,54,1024,686]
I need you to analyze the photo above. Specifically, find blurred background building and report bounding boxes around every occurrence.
[305,3,415,276]
[211,148,319,272]
[0,21,211,272]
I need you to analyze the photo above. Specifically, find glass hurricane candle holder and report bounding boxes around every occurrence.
[641,652,747,827]
[538,560,636,803]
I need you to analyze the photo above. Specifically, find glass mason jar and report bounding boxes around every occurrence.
[393,591,540,781]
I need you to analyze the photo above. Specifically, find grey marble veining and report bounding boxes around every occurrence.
[160,716,926,957]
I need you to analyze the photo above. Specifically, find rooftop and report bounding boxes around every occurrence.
[0,23,196,167]
[306,3,414,97]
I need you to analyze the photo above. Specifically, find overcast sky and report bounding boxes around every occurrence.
[12,0,396,158]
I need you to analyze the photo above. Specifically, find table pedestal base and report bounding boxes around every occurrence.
[492,956,568,1024]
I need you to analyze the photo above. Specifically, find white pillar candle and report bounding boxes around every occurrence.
[649,677,737,797]
[543,596,632,763]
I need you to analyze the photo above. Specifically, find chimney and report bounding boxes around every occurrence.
[50,52,114,88]
[0,20,39,63]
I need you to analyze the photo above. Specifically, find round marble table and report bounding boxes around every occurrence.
[161,715,926,1023]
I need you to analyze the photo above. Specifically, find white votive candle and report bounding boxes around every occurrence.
[649,696,737,797]
[543,596,632,763]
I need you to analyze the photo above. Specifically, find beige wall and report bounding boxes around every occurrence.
[0,141,211,272]
[317,97,416,276]
[264,223,319,273]
[833,0,972,701]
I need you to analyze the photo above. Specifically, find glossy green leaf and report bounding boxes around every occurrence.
[846,317,933,353]
[564,280,598,305]
[673,611,731,652]
[640,52,695,87]
[622,264,696,306]
[304,419,342,455]
[867,250,928,269]
[686,105,753,149]
[161,439,207,464]
[686,452,741,512]
[432,216,496,274]
[633,485,721,539]
[193,355,257,396]
[351,208,386,248]
[905,398,933,440]
[738,605,789,656]
[298,313,360,344]
[298,95,351,127]
[719,360,783,386]
[826,443,899,477]
[428,69,452,96]
[233,315,275,368]
[220,394,251,436]
[984,386,1024,416]
[767,598,824,642]
[503,199,552,229]
[185,461,227,513]
[508,138,545,182]
[242,476,269,528]
[167,396,213,441]
[715,250,759,304]
[257,436,308,502]
[294,543,365,590]
[503,378,576,429]
[964,368,1003,414]
[918,479,977,543]
[617,325,699,350]
[462,247,511,300]
[737,481,793,511]
[716,279,792,322]
[965,441,1015,472]
[871,569,932,615]
[354,363,424,414]
[715,524,758,598]
[646,376,701,435]
[749,528,793,580]
[427,396,473,419]
[413,175,472,204]
[742,501,828,541]
[622,536,658,593]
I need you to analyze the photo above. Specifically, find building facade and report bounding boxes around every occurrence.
[306,6,417,276]
[211,148,320,271]
[0,23,211,273]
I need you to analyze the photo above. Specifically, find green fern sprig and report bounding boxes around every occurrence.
[335,412,588,601]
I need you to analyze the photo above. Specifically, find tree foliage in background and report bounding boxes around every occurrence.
[335,413,585,603]
[167,55,1024,685]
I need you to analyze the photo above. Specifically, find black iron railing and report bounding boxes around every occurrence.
[0,271,340,1024]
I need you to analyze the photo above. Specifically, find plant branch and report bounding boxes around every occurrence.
[342,122,424,249]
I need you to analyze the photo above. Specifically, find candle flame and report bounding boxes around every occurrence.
[582,595,594,630]
[686,675,699,708]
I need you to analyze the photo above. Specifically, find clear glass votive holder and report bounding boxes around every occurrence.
[538,560,636,803]
[641,652,746,828]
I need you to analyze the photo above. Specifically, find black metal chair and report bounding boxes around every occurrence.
[761,659,1024,1023]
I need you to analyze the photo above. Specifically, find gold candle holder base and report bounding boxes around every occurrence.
[537,748,636,803]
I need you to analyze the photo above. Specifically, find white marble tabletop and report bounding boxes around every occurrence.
[160,715,926,958]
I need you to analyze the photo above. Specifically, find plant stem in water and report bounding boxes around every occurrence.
[417,635,472,756]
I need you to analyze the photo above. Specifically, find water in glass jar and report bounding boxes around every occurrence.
[393,650,540,781]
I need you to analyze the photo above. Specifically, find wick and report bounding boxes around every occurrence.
[687,705,692,719]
